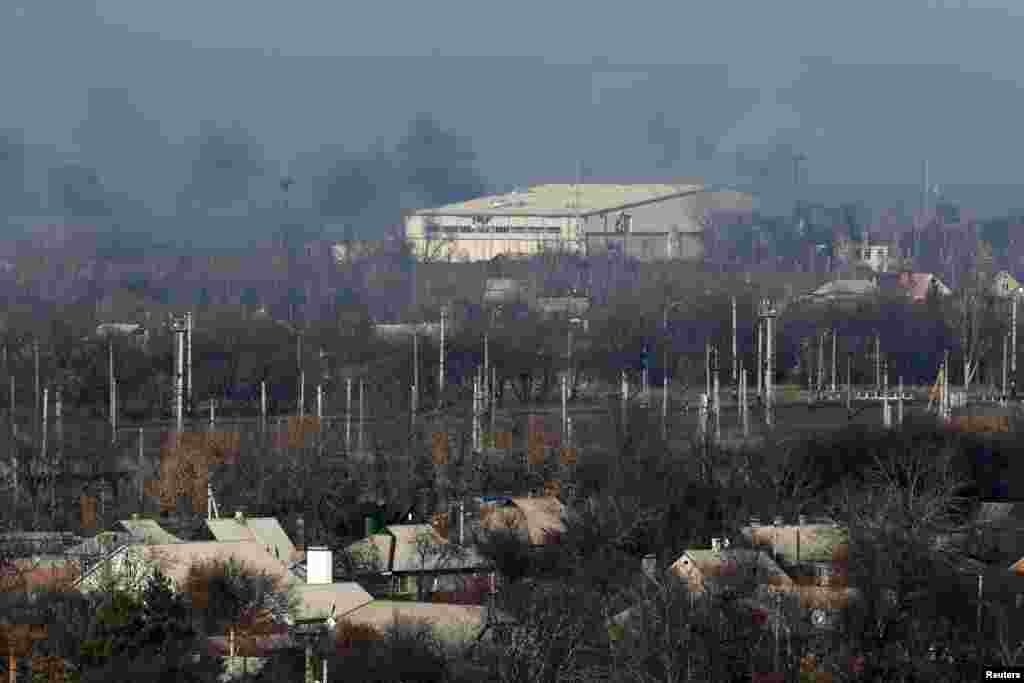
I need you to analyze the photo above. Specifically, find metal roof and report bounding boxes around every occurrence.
[382,525,489,573]
[415,183,703,217]
[341,600,488,644]
[117,519,182,545]
[292,582,374,621]
[206,517,296,564]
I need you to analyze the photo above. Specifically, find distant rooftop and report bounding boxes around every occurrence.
[415,183,704,217]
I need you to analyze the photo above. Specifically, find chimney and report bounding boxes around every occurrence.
[711,538,722,553]
[642,554,657,581]
[306,546,333,585]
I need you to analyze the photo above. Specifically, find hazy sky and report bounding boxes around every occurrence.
[4,0,1024,199]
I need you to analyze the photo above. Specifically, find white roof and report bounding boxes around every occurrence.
[415,183,703,217]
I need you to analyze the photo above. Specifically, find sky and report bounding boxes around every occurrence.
[3,0,1024,222]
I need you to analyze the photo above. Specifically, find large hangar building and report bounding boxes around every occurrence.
[405,183,755,262]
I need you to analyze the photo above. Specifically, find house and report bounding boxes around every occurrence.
[892,271,952,302]
[94,322,150,348]
[118,517,183,545]
[344,524,490,597]
[477,496,566,546]
[742,520,849,573]
[72,540,298,595]
[993,271,1024,299]
[797,279,878,306]
[339,600,491,646]
[0,556,81,596]
[206,512,297,565]
[669,539,793,597]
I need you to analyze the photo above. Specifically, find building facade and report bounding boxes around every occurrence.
[405,184,754,263]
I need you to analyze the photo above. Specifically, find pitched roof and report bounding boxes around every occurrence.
[1,558,81,593]
[741,524,850,564]
[481,497,566,545]
[382,525,488,573]
[670,549,793,587]
[75,540,296,591]
[205,517,296,564]
[896,272,951,301]
[344,534,393,574]
[117,519,182,545]
[769,584,861,610]
[341,600,487,643]
[292,582,374,621]
[805,279,878,299]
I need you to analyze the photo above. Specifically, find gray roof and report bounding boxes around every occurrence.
[415,183,703,217]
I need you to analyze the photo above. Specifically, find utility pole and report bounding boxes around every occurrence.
[662,371,669,440]
[756,317,764,399]
[898,376,904,426]
[40,386,48,501]
[761,299,777,428]
[1013,295,1019,401]
[882,357,891,428]
[173,317,185,435]
[705,343,711,398]
[484,331,490,411]
[817,331,826,395]
[413,333,419,416]
[346,378,352,452]
[297,332,303,417]
[1003,331,1009,406]
[567,325,574,398]
[712,347,721,443]
[875,332,882,392]
[54,387,62,514]
[561,375,568,445]
[943,349,951,421]
[439,306,447,399]
[358,379,365,453]
[137,426,144,507]
[741,362,749,438]
[33,339,39,436]
[186,312,193,415]
[731,296,738,386]
[620,370,628,433]
[846,352,853,413]
[261,381,267,432]
[109,339,117,441]
[831,329,837,393]
[317,384,323,420]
